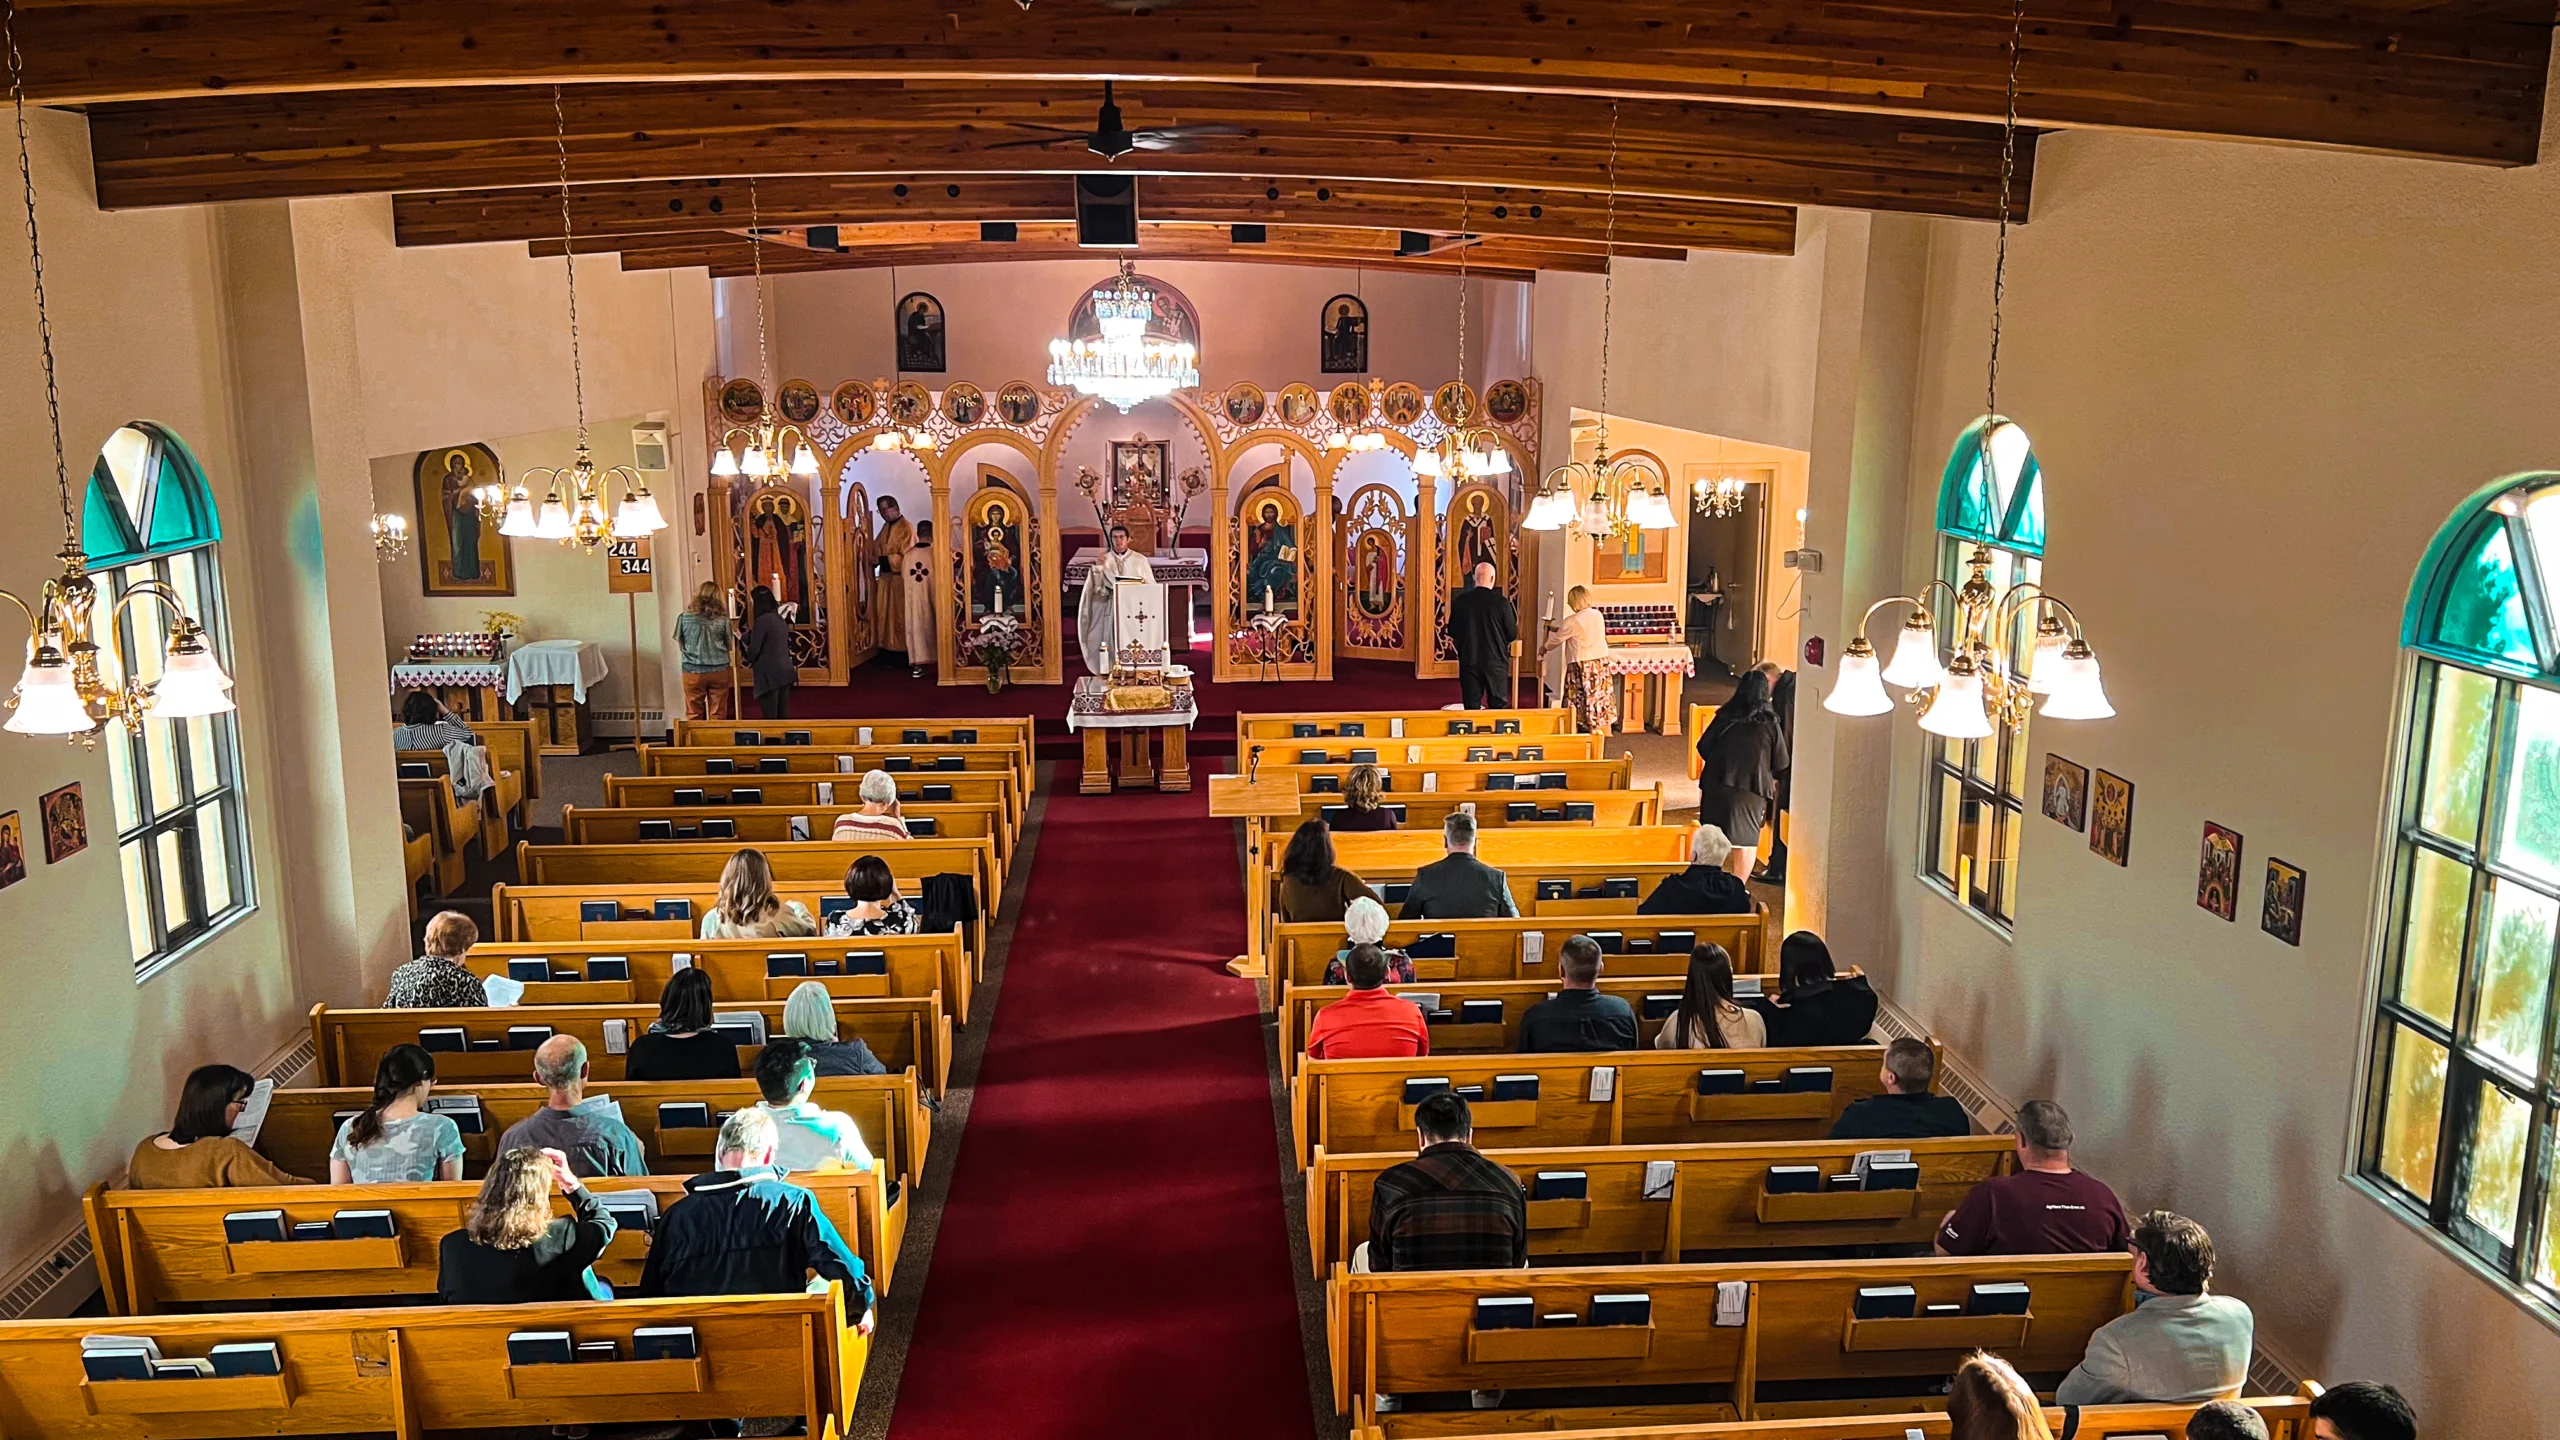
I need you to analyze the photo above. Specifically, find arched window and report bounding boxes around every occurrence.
[1921,418,2045,930]
[2366,470,2560,1302]
[84,423,253,975]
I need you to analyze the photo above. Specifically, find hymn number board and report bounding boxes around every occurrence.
[607,536,654,595]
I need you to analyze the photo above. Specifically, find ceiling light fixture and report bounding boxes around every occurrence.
[0,0,235,741]
[1824,0,2109,733]
[1522,101,1672,537]
[370,512,410,562]
[1047,257,1200,412]
[1414,190,1515,485]
[707,177,823,484]
[1692,434,1748,519]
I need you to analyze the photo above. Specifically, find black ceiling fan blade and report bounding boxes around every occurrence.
[982,133,1090,151]
[1128,124,1256,151]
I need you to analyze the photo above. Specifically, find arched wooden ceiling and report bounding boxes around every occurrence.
[26,0,2548,277]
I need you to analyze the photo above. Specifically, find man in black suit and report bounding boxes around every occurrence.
[1399,809,1517,920]
[1447,562,1517,710]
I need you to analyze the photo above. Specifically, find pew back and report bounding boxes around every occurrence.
[674,715,1033,764]
[254,1072,928,1185]
[1239,708,1576,742]
[1275,915,1770,998]
[1270,733,1607,767]
[490,880,935,945]
[642,741,1026,787]
[1281,970,1810,1082]
[562,801,1008,863]
[516,838,999,922]
[1289,788,1662,833]
[1292,1045,1907,1166]
[459,934,970,1018]
[1268,758,1633,796]
[604,769,1015,828]
[1351,1395,2316,1440]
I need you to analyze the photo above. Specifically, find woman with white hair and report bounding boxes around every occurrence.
[781,980,887,1077]
[831,769,912,843]
[1638,824,1756,915]
[1324,896,1416,985]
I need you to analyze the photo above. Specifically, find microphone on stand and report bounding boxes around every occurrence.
[1248,744,1264,783]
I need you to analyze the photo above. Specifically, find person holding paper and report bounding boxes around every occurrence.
[384,911,489,1008]
[496,1036,647,1178]
[1078,523,1156,674]
[129,1065,310,1189]
[436,1147,616,1304]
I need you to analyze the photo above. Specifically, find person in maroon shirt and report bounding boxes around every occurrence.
[1935,1099,2129,1255]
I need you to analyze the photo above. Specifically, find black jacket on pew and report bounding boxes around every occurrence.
[1828,1090,1971,1140]
[637,1166,875,1314]
[436,1186,615,1304]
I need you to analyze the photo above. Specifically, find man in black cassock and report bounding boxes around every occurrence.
[1447,562,1518,710]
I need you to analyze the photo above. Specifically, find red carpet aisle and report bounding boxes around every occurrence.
[883,786,1316,1440]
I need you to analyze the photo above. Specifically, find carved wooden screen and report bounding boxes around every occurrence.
[1227,480,1316,670]
[1337,481,1410,659]
[1434,480,1514,663]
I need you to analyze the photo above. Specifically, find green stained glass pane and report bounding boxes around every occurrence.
[143,445,217,551]
[2496,685,2560,884]
[2378,1023,2447,1204]
[2418,666,2496,846]
[81,460,141,565]
[2006,465,2046,555]
[2471,878,2555,1074]
[2399,848,2471,1026]
[2461,1080,2531,1247]
[2430,522,2535,666]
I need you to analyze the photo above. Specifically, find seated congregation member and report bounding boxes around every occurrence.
[1638,824,1755,916]
[1328,763,1401,832]
[830,769,911,843]
[1946,1352,2055,1440]
[700,846,818,940]
[1325,896,1415,985]
[625,967,742,1081]
[497,1035,648,1178]
[1751,930,1878,1047]
[1360,1092,1526,1273]
[2056,1210,2254,1404]
[826,854,921,937]
[2311,1382,2416,1440]
[384,910,488,1008]
[752,1041,875,1171]
[1654,943,1765,1049]
[330,1044,464,1183]
[1399,809,1518,920]
[1277,819,1382,924]
[2187,1402,2272,1440]
[436,1146,614,1304]
[1306,944,1430,1060]
[782,980,886,1077]
[393,690,495,807]
[129,1064,310,1188]
[636,1107,877,1334]
[1518,935,1638,1053]
[1937,1099,2127,1256]
[1829,1038,1970,1139]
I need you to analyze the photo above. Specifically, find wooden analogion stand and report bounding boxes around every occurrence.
[1065,679,1197,794]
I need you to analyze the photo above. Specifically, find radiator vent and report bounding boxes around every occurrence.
[264,1037,317,1088]
[0,1223,91,1320]
[2249,1338,2312,1396]
[595,707,670,727]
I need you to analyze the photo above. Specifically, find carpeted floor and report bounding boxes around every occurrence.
[881,784,1316,1440]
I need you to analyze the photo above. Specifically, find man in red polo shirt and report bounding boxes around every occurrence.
[1306,944,1431,1059]
[1936,1099,2128,1255]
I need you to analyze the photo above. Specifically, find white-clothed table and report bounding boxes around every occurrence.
[504,638,611,704]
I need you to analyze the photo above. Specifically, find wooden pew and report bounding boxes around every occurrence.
[1266,732,1606,767]
[642,740,1028,790]
[491,879,938,945]
[517,838,1001,922]
[1351,1394,2318,1440]
[86,1166,909,1314]
[395,747,520,858]
[310,993,953,1097]
[1266,757,1634,797]
[675,714,1033,767]
[562,800,1010,868]
[1292,1045,1908,1167]
[1329,1253,2136,1429]
[396,776,486,896]
[1281,970,1834,1083]
[469,716,545,819]
[402,828,434,913]
[604,769,1019,837]
[254,1072,929,1186]
[458,934,972,1022]
[0,1286,864,1439]
[1275,915,1771,1000]
[1292,787,1663,832]
[1303,1134,2010,1277]
[1239,708,1577,742]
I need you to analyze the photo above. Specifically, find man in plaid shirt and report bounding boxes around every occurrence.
[1363,1092,1527,1272]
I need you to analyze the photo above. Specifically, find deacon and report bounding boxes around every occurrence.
[1447,561,1518,709]
[875,496,914,661]
[1078,523,1156,674]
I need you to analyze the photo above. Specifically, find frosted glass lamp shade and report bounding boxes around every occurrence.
[709,447,740,477]
[1880,618,1947,690]
[1823,645,1895,716]
[534,493,573,540]
[499,488,538,536]
[2039,643,2116,720]
[1918,664,1996,739]
[2025,621,2070,693]
[619,489,668,534]
[149,641,238,719]
[790,444,819,478]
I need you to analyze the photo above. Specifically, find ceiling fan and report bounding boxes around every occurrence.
[987,82,1252,160]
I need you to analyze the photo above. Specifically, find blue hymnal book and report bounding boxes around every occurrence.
[1494,719,1522,735]
[1765,1164,1823,1194]
[921,783,954,801]
[700,819,736,839]
[397,760,432,779]
[653,899,693,921]
[1400,1076,1452,1105]
[1293,723,1318,737]
[1460,999,1505,1025]
[506,1331,576,1366]
[1340,722,1366,737]
[1641,993,1682,1019]
[1601,876,1639,897]
[730,787,763,805]
[1466,746,1495,761]
[1485,773,1517,792]
[632,1326,700,1361]
[1309,775,1340,793]
[1380,882,1409,903]
[909,817,939,837]
[1408,933,1458,959]
[734,730,764,746]
[1588,1293,1650,1327]
[1588,931,1625,954]
[1564,802,1596,822]
[1653,930,1695,954]
[1854,1285,1918,1319]
[1538,770,1567,789]
[580,901,622,923]
[936,756,965,771]
[223,1210,288,1244]
[1473,1297,1534,1330]
[508,957,551,983]
[636,818,674,840]
[951,729,977,744]
[1783,1066,1835,1092]
[1696,1068,1747,1095]
[1448,719,1476,734]
[1534,878,1570,901]
[1530,1170,1586,1200]
[784,730,812,746]
[1506,801,1537,821]
[766,953,809,977]
[418,1027,468,1054]
[673,788,705,806]
[885,756,915,772]
[903,729,930,744]
[1518,746,1546,761]
[1490,1073,1538,1101]
[846,951,889,976]
[704,758,736,775]
[757,757,788,773]
[332,1209,396,1239]
[82,1348,156,1382]
[506,1026,553,1051]
[1348,748,1378,764]
[1298,749,1326,764]
[585,956,629,982]
[657,1102,713,1129]
[597,1190,660,1235]
[209,1342,283,1378]
[1968,1281,2032,1315]
[291,1221,334,1241]
[1863,1161,1923,1192]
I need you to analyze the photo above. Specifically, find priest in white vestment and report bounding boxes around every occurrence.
[1078,523,1156,674]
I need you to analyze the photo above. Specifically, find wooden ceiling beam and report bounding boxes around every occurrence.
[12,1,2546,161]
[87,79,2023,220]
[391,175,1799,256]
[606,239,1549,283]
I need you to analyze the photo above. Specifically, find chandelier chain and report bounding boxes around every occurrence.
[751,178,774,396]
[1597,99,1618,457]
[4,0,71,546]
[1455,188,1467,398]
[552,86,587,441]
[1986,0,2023,423]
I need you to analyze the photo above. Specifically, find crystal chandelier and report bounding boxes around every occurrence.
[1692,456,1748,519]
[708,178,821,484]
[1822,0,2109,736]
[498,88,668,549]
[1047,258,1199,412]
[370,512,411,561]
[1,3,235,741]
[1327,426,1391,454]
[1415,191,1515,485]
[1522,102,1674,538]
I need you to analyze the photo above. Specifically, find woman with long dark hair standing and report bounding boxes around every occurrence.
[330,1044,464,1184]
[740,584,796,720]
[1653,943,1767,1050]
[1696,669,1789,881]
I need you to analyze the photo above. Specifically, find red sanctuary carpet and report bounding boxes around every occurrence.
[883,786,1316,1440]
[788,653,1470,749]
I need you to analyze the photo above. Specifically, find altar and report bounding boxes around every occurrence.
[1065,545,1210,647]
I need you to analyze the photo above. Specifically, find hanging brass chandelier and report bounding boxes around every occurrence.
[499,88,668,549]
[1522,101,1673,537]
[1822,0,2110,735]
[369,511,410,561]
[1048,257,1200,412]
[1414,190,1515,485]
[0,0,234,741]
[708,178,825,482]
